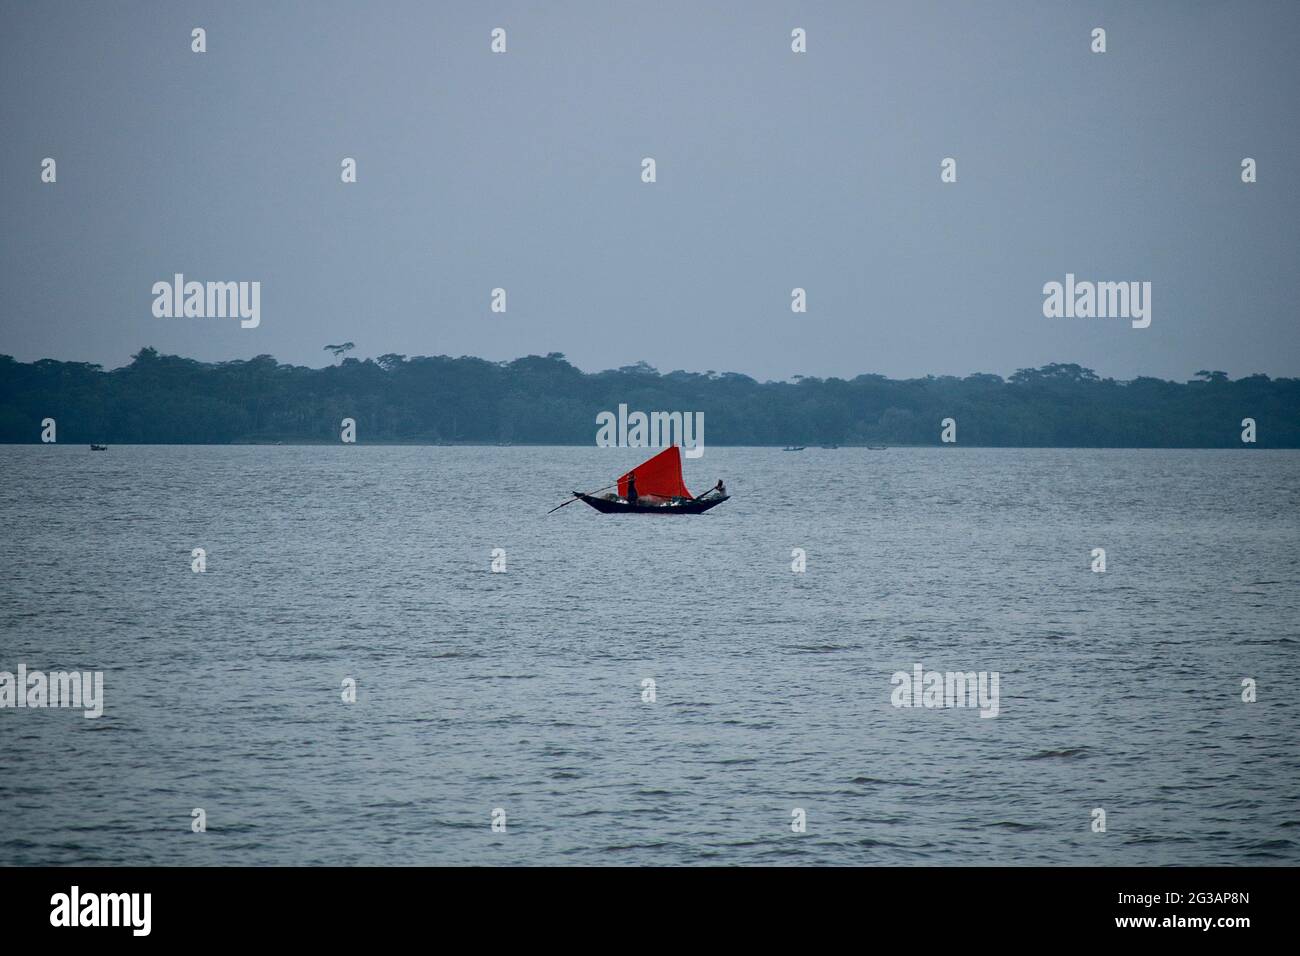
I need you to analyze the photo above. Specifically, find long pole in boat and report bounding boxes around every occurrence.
[545,481,618,514]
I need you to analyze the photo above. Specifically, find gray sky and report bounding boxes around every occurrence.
[3,0,1298,381]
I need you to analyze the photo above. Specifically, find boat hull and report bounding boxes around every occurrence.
[575,493,728,515]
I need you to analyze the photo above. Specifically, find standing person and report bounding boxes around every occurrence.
[626,471,638,504]
[709,479,726,497]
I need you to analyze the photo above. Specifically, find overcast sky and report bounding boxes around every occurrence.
[2,0,1298,381]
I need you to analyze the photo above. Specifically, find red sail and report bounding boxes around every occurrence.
[617,445,692,500]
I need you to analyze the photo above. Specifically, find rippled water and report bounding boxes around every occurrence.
[1,445,1297,865]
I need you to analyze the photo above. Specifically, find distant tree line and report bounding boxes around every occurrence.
[0,349,1295,447]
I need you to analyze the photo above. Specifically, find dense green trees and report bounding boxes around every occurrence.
[0,350,1295,446]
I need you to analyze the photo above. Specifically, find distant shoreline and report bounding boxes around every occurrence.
[3,350,1296,448]
[6,443,1295,452]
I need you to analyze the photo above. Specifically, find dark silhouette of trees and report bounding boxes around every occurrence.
[1,350,1295,446]
[324,342,355,362]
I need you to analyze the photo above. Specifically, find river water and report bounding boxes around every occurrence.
[1,445,1296,865]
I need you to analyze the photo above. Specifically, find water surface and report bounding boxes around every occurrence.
[1,446,1296,865]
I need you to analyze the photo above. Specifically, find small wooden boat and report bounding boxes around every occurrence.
[90,444,107,451]
[572,492,728,514]
[783,445,805,451]
[866,445,888,450]
[552,446,728,515]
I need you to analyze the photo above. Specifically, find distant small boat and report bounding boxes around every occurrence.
[820,444,838,450]
[551,446,728,515]
[783,446,805,451]
[90,444,107,451]
[866,445,888,450]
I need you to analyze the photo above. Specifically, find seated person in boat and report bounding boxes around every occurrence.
[699,479,725,498]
